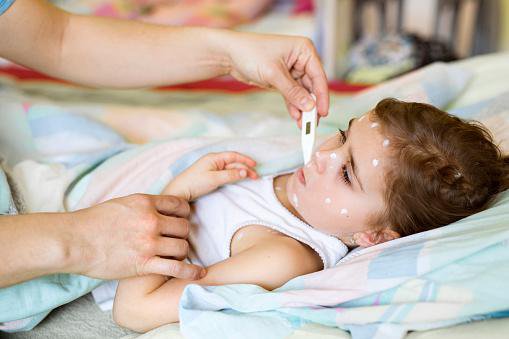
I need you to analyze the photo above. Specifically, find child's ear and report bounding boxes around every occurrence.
[354,228,400,247]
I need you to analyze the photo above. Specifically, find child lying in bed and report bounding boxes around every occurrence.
[113,98,509,332]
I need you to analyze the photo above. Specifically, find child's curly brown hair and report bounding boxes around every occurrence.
[370,98,509,237]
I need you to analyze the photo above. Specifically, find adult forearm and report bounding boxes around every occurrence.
[0,0,232,88]
[57,17,232,88]
[0,212,78,288]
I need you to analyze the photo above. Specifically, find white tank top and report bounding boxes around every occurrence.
[188,174,348,269]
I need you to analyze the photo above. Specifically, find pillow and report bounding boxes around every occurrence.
[451,91,509,155]
[326,61,472,129]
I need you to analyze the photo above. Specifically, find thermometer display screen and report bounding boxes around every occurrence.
[306,121,311,135]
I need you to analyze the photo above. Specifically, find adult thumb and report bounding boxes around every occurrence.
[269,65,315,112]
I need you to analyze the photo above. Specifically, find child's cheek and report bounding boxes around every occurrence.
[298,194,348,231]
[293,181,354,234]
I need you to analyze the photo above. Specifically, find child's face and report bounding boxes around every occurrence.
[286,113,390,239]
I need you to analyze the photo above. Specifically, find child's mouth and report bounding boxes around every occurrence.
[297,167,306,186]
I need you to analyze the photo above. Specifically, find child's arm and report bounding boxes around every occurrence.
[113,235,322,332]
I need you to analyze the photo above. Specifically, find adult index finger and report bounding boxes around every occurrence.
[305,53,329,117]
[143,257,206,280]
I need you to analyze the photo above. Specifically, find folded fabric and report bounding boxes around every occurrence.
[450,91,509,153]
[328,61,472,129]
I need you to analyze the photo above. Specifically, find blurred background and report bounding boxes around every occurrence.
[40,0,508,85]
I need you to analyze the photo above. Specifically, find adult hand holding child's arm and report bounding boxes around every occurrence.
[0,194,204,288]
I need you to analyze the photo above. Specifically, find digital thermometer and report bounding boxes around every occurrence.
[301,93,317,164]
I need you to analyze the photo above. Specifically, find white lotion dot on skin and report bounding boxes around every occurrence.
[383,139,390,147]
[325,197,331,204]
[275,186,282,191]
[292,193,299,207]
[330,152,337,160]
[372,159,380,167]
[370,122,379,128]
[340,208,348,215]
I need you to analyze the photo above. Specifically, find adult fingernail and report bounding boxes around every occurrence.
[300,98,314,111]
[200,268,207,278]
[239,169,247,178]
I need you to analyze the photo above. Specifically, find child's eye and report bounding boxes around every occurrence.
[337,129,351,185]
[341,165,351,185]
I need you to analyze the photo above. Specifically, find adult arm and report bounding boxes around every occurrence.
[0,194,205,288]
[0,0,329,121]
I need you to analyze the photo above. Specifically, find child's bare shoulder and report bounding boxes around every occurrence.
[228,224,323,289]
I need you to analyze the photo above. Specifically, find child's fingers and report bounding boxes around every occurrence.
[213,151,257,168]
[213,169,247,185]
[213,165,260,185]
[225,162,259,179]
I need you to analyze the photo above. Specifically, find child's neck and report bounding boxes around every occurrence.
[273,173,306,223]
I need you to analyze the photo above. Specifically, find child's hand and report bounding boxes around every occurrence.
[163,152,258,201]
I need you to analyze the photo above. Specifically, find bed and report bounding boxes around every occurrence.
[1,52,509,338]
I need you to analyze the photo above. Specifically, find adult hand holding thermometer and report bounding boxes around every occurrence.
[301,93,317,164]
